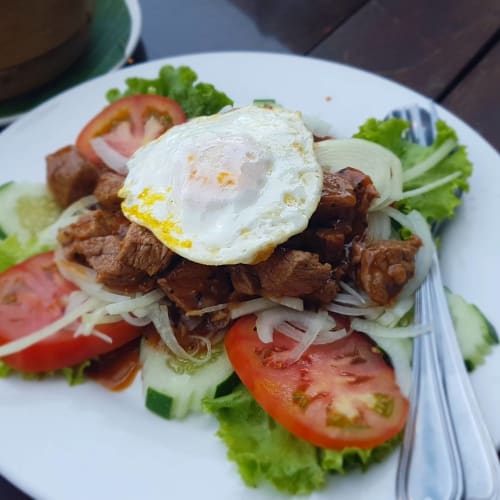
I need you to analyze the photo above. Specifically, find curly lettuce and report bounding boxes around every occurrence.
[354,118,472,224]
[0,359,90,385]
[204,386,401,495]
[106,65,233,118]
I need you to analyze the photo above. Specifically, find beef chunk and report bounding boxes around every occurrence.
[314,229,346,264]
[339,167,379,236]
[94,171,125,209]
[286,228,345,265]
[229,265,261,296]
[255,248,337,303]
[46,145,99,207]
[65,234,154,292]
[58,209,129,253]
[157,260,232,312]
[118,223,173,276]
[312,171,357,227]
[311,168,379,240]
[352,236,422,305]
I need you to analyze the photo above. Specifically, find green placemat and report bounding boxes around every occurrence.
[0,0,132,119]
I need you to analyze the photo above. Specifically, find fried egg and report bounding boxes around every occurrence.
[119,105,323,265]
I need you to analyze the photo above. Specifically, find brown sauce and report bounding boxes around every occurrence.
[87,338,141,391]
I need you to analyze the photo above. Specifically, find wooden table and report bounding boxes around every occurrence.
[1,0,499,498]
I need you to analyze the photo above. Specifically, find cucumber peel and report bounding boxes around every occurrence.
[140,336,239,419]
[446,289,499,371]
[0,182,61,242]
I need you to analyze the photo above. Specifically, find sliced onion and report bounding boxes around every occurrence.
[0,298,100,357]
[402,171,461,199]
[334,292,366,306]
[104,289,164,315]
[351,318,429,338]
[403,138,457,183]
[285,310,334,362]
[120,312,153,327]
[371,337,413,397]
[367,211,391,241]
[91,136,129,174]
[186,303,228,317]
[267,296,304,311]
[339,281,368,305]
[230,297,276,319]
[149,303,208,364]
[326,302,384,319]
[255,307,336,344]
[376,296,414,327]
[277,321,348,345]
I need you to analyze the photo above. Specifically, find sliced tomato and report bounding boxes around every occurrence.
[225,315,409,450]
[76,94,187,165]
[0,252,144,373]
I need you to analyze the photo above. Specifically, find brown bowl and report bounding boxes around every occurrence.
[0,0,95,101]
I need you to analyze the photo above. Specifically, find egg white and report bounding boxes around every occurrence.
[119,105,323,265]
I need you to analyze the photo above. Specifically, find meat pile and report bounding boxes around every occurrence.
[47,145,421,322]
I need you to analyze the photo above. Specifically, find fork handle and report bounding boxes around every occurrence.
[431,254,500,499]
[396,271,464,500]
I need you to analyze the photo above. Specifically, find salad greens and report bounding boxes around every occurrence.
[0,234,54,273]
[0,359,89,385]
[354,119,473,223]
[106,65,233,118]
[204,386,401,494]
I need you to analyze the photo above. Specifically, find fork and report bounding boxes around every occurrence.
[389,105,500,500]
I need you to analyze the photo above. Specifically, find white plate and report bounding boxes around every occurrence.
[0,52,499,500]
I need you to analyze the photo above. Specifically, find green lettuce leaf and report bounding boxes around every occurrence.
[204,386,324,494]
[106,65,233,118]
[0,234,55,273]
[354,118,473,224]
[204,386,401,495]
[320,433,402,474]
[0,359,90,386]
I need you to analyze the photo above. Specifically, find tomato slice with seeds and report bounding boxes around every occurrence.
[76,94,187,165]
[0,252,144,373]
[225,315,409,450]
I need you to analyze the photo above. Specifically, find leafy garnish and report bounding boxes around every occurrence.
[355,118,472,224]
[320,433,402,473]
[106,65,233,118]
[204,386,401,495]
[0,360,90,386]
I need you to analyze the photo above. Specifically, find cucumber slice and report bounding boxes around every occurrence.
[446,289,499,371]
[140,335,239,419]
[0,182,61,242]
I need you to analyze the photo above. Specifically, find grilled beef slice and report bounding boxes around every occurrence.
[46,145,99,208]
[59,211,171,292]
[311,168,378,241]
[157,260,233,312]
[254,248,337,304]
[118,223,174,276]
[351,235,422,305]
[93,171,125,210]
